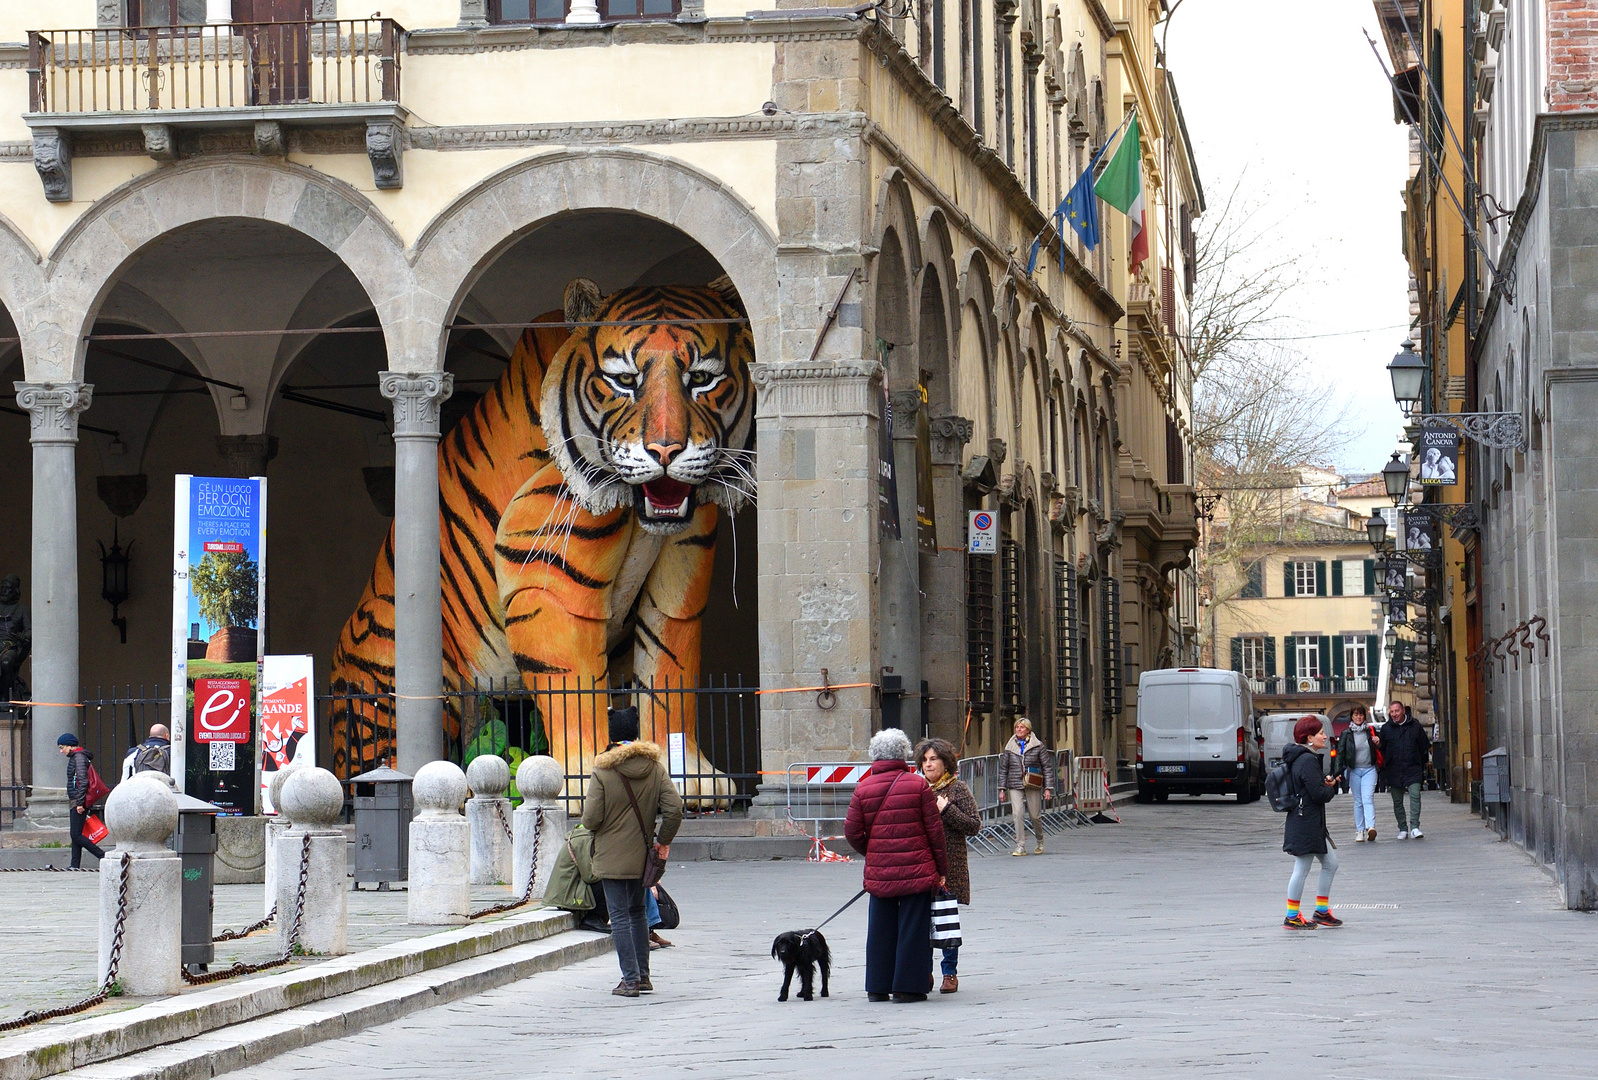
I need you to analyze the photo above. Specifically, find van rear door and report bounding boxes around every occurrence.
[1140,674,1240,768]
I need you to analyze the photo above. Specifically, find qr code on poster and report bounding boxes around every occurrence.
[209,740,236,772]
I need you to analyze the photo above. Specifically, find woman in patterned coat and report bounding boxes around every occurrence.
[917,737,980,994]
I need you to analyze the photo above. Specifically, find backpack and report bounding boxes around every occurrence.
[132,741,170,775]
[1265,759,1298,813]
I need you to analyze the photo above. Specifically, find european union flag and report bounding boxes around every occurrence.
[1060,160,1100,250]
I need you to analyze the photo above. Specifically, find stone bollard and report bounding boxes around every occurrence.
[408,761,470,924]
[99,774,182,996]
[513,755,569,901]
[275,768,348,957]
[466,755,514,886]
[262,762,303,918]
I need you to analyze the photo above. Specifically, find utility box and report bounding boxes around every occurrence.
[172,793,221,973]
[1482,748,1510,805]
[351,765,412,890]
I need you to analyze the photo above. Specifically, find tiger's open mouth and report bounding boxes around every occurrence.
[638,476,695,523]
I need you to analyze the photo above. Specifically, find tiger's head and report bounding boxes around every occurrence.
[541,277,756,535]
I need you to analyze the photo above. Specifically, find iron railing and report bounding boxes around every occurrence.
[28,20,402,114]
[1245,675,1374,696]
[326,676,761,814]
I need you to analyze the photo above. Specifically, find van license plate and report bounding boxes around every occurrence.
[1157,765,1186,774]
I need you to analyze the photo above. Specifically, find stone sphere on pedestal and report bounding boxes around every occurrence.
[516,755,563,801]
[268,761,305,818]
[414,760,468,815]
[280,767,344,828]
[105,773,178,851]
[466,754,510,799]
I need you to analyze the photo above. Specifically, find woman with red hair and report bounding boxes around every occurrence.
[1281,716,1342,929]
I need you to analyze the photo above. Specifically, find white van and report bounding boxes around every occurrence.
[1134,668,1264,803]
[1262,713,1332,770]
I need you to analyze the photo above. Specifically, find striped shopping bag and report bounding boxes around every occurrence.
[930,890,961,949]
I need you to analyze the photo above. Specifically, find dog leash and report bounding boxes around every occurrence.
[808,888,868,936]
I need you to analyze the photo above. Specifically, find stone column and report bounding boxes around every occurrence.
[407,760,470,924]
[465,755,513,886]
[99,775,181,996]
[512,756,567,899]
[379,372,453,776]
[15,382,92,829]
[881,388,924,736]
[275,768,347,957]
[924,416,974,744]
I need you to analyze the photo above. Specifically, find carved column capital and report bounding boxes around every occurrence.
[929,414,973,465]
[15,382,92,445]
[32,129,71,204]
[214,434,279,477]
[987,437,1008,466]
[381,372,454,439]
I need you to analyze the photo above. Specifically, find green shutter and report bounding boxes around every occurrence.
[1265,636,1277,677]
[1367,634,1379,668]
[1284,636,1297,678]
[1242,560,1263,599]
[1332,635,1345,679]
[1363,559,1375,596]
[1331,560,1343,596]
[1230,636,1242,671]
[1284,561,1295,598]
[1319,635,1332,680]
[1315,561,1327,597]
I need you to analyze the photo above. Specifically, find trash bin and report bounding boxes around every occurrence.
[172,793,221,973]
[350,765,412,891]
[1482,747,1510,804]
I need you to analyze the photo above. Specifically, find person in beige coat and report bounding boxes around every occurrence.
[581,706,684,998]
[996,717,1056,855]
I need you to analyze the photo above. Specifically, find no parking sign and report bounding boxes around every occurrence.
[968,510,997,554]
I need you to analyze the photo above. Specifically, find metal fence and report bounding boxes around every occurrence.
[326,676,761,815]
[29,19,401,114]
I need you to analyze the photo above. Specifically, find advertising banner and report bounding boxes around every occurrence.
[1418,426,1460,486]
[876,341,901,541]
[914,377,937,554]
[1403,511,1434,552]
[171,475,267,814]
[260,654,314,814]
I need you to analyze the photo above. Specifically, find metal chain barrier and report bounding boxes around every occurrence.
[0,853,130,1031]
[492,799,514,843]
[469,808,543,920]
[0,865,97,872]
[181,834,310,985]
[213,903,276,943]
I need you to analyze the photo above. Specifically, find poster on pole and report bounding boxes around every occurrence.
[914,376,937,554]
[171,475,267,814]
[1418,426,1460,485]
[260,654,314,814]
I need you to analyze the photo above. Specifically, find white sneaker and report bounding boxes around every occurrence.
[1397,830,1410,840]
[1354,830,1366,842]
[1410,828,1424,840]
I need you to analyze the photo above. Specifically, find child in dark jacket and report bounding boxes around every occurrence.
[1282,717,1341,929]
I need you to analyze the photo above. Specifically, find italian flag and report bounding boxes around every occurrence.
[1095,112,1147,273]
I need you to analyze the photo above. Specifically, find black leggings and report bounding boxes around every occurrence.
[69,805,104,868]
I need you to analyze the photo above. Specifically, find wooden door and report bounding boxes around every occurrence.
[235,0,313,105]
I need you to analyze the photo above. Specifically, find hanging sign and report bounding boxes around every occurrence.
[968,510,997,554]
[876,347,902,540]
[914,377,937,554]
[260,654,315,814]
[1418,427,1460,486]
[1403,512,1434,552]
[171,475,267,814]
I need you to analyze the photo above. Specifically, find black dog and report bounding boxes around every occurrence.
[771,929,831,1001]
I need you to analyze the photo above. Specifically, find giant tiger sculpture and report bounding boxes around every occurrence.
[331,278,754,802]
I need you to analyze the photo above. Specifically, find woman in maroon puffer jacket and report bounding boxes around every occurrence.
[844,728,947,1003]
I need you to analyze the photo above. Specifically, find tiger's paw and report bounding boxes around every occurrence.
[676,752,737,810]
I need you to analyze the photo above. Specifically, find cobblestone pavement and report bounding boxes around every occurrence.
[217,796,1597,1079]
[0,870,526,1024]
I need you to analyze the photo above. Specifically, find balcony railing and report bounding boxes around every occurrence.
[28,19,401,114]
[1245,676,1373,697]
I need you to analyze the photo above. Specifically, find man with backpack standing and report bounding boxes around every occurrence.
[1276,717,1342,930]
[121,724,172,781]
[1379,700,1431,840]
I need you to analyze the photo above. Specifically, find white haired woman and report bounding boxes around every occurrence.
[997,716,1056,855]
[843,728,948,1003]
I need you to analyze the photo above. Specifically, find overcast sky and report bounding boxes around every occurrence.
[1167,0,1412,476]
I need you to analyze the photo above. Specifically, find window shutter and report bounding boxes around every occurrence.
[1319,635,1332,679]
[1284,561,1294,597]
[1230,636,1242,672]
[1284,636,1296,678]
[1367,634,1380,669]
[1315,561,1327,596]
[1265,636,1277,677]
[1332,636,1345,679]
[1242,560,1263,599]
[1331,560,1344,596]
[1363,558,1375,596]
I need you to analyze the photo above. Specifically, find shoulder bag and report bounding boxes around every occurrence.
[652,883,681,930]
[83,762,111,809]
[621,775,667,889]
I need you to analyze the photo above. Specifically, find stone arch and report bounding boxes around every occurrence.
[46,158,409,381]
[918,209,959,413]
[871,169,921,389]
[0,209,53,379]
[413,149,780,369]
[957,251,997,439]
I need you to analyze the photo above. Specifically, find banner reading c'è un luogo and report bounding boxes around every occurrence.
[170,475,267,814]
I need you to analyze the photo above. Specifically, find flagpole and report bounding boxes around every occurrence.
[1025,105,1138,277]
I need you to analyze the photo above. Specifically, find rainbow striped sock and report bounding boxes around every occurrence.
[1315,896,1330,913]
[1286,899,1302,921]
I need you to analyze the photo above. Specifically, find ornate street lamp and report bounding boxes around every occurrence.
[1366,512,1388,549]
[1382,452,1411,507]
[1387,339,1425,413]
[98,524,132,645]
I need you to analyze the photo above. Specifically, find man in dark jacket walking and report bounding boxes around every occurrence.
[845,728,947,1003]
[1379,700,1431,839]
[1282,717,1341,929]
[57,733,105,868]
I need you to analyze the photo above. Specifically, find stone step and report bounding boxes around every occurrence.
[673,816,803,838]
[668,835,820,861]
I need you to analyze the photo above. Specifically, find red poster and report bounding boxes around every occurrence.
[194,678,252,742]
